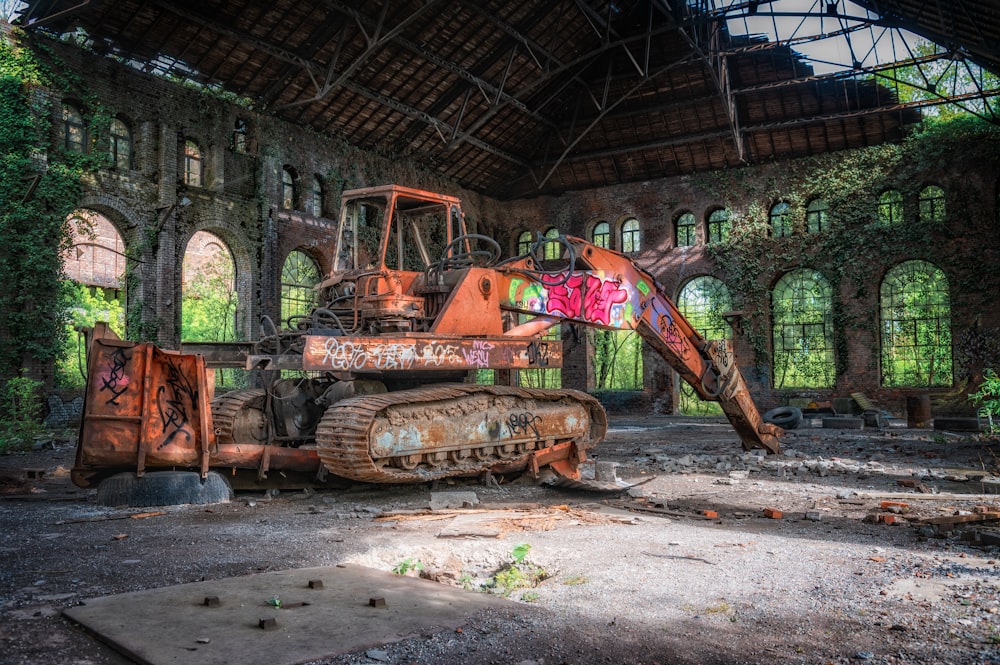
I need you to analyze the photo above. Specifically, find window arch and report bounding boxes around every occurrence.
[591,221,610,248]
[675,212,696,247]
[281,166,297,210]
[880,260,952,387]
[770,201,793,237]
[543,227,560,260]
[678,276,733,341]
[309,176,323,217]
[516,230,533,256]
[182,140,203,187]
[772,269,835,388]
[918,185,946,223]
[62,102,86,153]
[878,189,903,225]
[707,209,730,244]
[280,250,321,326]
[109,118,132,170]
[677,276,732,414]
[620,218,640,253]
[806,198,829,233]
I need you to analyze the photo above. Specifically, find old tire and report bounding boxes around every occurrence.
[96,471,233,508]
[763,406,802,430]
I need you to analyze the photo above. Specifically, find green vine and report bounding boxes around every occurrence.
[0,30,88,382]
[697,116,1000,388]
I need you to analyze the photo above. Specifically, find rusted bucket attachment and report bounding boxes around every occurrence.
[73,339,215,488]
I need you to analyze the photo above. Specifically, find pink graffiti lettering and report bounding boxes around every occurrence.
[540,273,629,326]
[583,277,629,326]
[542,273,585,319]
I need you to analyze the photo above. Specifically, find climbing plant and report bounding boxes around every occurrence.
[0,31,95,383]
[696,114,1000,389]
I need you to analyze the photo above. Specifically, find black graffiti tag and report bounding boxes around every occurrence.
[527,341,551,367]
[100,347,131,405]
[155,356,197,450]
[507,412,541,438]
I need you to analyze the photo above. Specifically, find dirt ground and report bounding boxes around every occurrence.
[2,414,1000,665]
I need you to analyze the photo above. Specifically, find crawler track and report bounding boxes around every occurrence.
[315,384,607,483]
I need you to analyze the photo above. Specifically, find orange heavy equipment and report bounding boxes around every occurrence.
[74,185,781,494]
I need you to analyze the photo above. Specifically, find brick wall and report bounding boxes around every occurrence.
[21,35,1000,417]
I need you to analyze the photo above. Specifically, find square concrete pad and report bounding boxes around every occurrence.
[64,564,517,665]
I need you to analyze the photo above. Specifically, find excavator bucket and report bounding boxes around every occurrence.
[73,339,215,488]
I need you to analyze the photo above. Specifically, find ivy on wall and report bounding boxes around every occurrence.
[0,31,88,383]
[695,116,1000,388]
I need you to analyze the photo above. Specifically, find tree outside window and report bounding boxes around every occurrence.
[591,221,610,248]
[880,260,952,387]
[806,199,829,233]
[621,218,640,253]
[280,250,320,327]
[310,176,323,217]
[62,103,86,153]
[109,118,131,170]
[282,166,297,210]
[676,276,732,414]
[772,269,835,389]
[543,227,560,260]
[183,140,203,187]
[770,201,793,237]
[675,212,696,247]
[918,185,946,223]
[517,230,533,256]
[592,330,642,391]
[878,189,904,225]
[707,209,730,243]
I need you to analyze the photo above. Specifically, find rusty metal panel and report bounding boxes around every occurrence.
[76,340,214,475]
[301,335,561,372]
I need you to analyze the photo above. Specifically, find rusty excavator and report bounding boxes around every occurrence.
[74,185,782,497]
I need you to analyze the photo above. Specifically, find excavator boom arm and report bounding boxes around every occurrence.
[497,236,781,454]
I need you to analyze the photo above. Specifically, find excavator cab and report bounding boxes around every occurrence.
[332,185,466,273]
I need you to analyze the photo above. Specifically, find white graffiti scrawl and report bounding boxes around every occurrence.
[321,338,463,371]
[461,340,496,368]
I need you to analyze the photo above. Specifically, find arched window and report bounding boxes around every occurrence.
[280,250,321,326]
[109,118,131,170]
[620,218,640,253]
[880,260,952,387]
[183,140,202,187]
[772,269,835,388]
[770,201,793,238]
[677,276,732,414]
[678,276,733,341]
[62,102,86,153]
[918,185,946,223]
[878,189,903,225]
[707,209,730,244]
[282,166,297,210]
[806,199,829,233]
[309,176,323,217]
[591,221,610,248]
[543,227,560,260]
[232,118,248,153]
[517,230,533,256]
[675,212,696,247]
